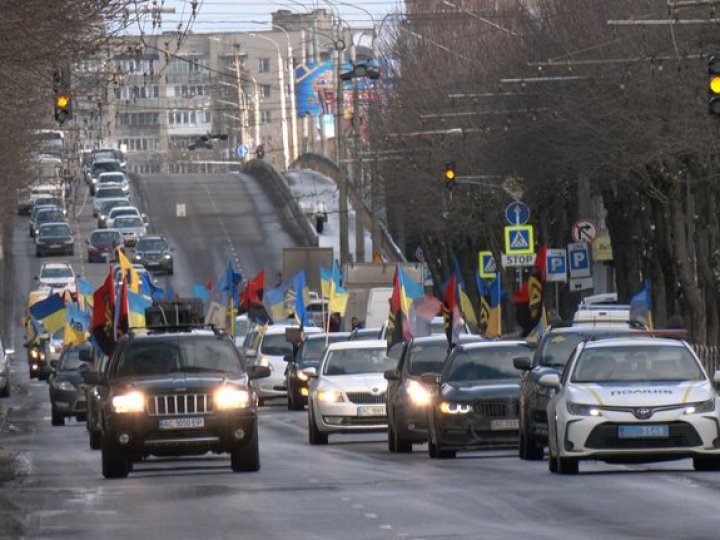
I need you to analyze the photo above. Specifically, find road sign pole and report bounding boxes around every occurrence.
[555,282,560,315]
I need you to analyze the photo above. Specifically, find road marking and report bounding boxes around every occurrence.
[176,203,186,217]
[379,524,392,530]
[352,503,364,509]
[364,513,378,519]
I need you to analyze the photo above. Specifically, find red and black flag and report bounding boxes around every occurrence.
[241,270,271,323]
[92,271,116,355]
[386,266,404,350]
[442,273,457,346]
[513,245,546,337]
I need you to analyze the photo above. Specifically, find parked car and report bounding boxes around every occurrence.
[131,235,173,274]
[0,338,14,398]
[284,332,350,410]
[306,340,396,445]
[425,341,532,459]
[97,198,131,228]
[35,222,74,257]
[545,338,720,474]
[49,346,93,426]
[110,215,146,247]
[385,334,483,453]
[92,186,126,216]
[86,229,124,263]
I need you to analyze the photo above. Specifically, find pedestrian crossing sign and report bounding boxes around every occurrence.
[504,225,534,255]
[478,250,497,279]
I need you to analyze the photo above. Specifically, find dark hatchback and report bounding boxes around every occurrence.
[86,229,124,263]
[515,324,642,460]
[35,223,74,257]
[49,346,93,426]
[84,330,270,478]
[132,236,174,275]
[385,335,484,453]
[284,332,350,410]
[425,341,532,459]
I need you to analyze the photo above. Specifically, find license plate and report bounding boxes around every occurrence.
[491,418,519,431]
[159,417,205,430]
[50,244,61,249]
[357,405,386,417]
[618,424,669,439]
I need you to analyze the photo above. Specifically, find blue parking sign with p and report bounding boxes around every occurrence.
[545,249,567,283]
[567,242,591,278]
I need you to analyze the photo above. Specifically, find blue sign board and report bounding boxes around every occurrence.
[505,202,530,225]
[546,248,567,283]
[567,242,591,278]
[236,144,249,158]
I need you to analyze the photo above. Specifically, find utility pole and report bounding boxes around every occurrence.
[350,39,364,263]
[314,22,326,157]
[335,23,350,264]
[233,44,247,152]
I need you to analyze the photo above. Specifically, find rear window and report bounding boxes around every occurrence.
[260,333,293,356]
[59,348,91,371]
[39,224,70,236]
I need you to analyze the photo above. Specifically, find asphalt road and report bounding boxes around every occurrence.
[2,174,720,539]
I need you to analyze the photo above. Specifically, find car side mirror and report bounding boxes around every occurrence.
[713,371,720,386]
[513,356,532,371]
[420,373,441,386]
[245,350,257,359]
[301,366,318,379]
[248,365,271,380]
[538,373,561,388]
[82,371,102,385]
[383,369,399,381]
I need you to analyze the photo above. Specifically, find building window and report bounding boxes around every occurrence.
[261,110,272,124]
[261,84,272,98]
[258,58,270,72]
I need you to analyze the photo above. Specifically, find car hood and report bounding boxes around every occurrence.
[112,373,248,392]
[441,380,520,401]
[89,241,115,249]
[38,235,72,242]
[318,373,387,393]
[566,380,713,407]
[55,371,86,385]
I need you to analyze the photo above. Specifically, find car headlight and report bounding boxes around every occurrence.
[684,398,716,415]
[297,370,309,382]
[214,387,250,410]
[566,401,602,417]
[133,254,142,261]
[53,380,76,391]
[112,391,145,413]
[49,345,57,354]
[30,349,39,359]
[406,380,431,406]
[163,254,172,259]
[318,390,344,403]
[439,401,471,415]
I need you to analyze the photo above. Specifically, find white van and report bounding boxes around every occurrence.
[365,287,393,328]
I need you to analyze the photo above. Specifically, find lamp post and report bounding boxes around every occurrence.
[272,24,299,163]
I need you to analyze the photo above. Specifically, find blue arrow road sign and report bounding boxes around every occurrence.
[236,144,249,158]
[504,201,530,225]
[546,248,567,283]
[567,242,591,278]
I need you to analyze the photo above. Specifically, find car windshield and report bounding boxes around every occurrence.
[445,345,530,383]
[37,211,65,222]
[407,341,450,375]
[36,198,61,207]
[260,333,293,356]
[571,344,704,383]
[137,239,167,251]
[93,162,121,173]
[323,347,396,375]
[39,225,70,236]
[113,337,243,377]
[90,231,119,243]
[96,188,124,199]
[41,267,73,279]
[114,217,142,227]
[298,335,347,364]
[101,200,129,213]
[110,208,137,218]
[59,348,91,371]
[538,330,635,367]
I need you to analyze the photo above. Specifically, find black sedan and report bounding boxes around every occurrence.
[49,346,93,426]
[425,341,532,459]
[284,332,350,410]
[35,222,74,257]
[86,229,124,263]
[132,235,174,274]
[385,334,483,453]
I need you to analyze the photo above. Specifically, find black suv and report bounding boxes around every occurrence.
[84,327,270,478]
[515,324,641,460]
[384,335,482,453]
[132,235,174,275]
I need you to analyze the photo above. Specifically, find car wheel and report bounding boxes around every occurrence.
[548,452,558,473]
[392,416,412,453]
[387,422,397,452]
[89,428,102,450]
[76,413,87,423]
[520,429,544,461]
[257,397,265,407]
[35,248,42,257]
[0,382,9,398]
[693,456,720,471]
[51,409,65,426]
[101,437,130,479]
[167,266,174,276]
[290,391,304,411]
[428,439,439,458]
[308,407,328,445]
[287,392,294,411]
[231,424,261,472]
[557,456,578,475]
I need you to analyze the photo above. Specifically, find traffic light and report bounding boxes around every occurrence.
[709,55,720,116]
[444,162,456,189]
[54,93,72,124]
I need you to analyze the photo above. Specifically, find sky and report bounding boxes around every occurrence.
[142,0,403,33]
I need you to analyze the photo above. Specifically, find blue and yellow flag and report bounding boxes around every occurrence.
[487,273,503,338]
[29,293,66,334]
[398,265,424,316]
[320,265,333,299]
[118,249,140,293]
[64,303,90,347]
[76,278,94,312]
[127,290,152,329]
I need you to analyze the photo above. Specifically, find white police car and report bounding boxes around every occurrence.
[544,338,720,474]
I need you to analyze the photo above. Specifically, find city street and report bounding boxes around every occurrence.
[1,174,720,539]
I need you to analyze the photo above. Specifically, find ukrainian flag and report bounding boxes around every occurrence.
[328,279,349,316]
[127,290,152,329]
[64,303,90,347]
[29,293,66,334]
[487,273,503,338]
[320,265,333,299]
[398,266,424,316]
[118,249,140,293]
[76,278,94,312]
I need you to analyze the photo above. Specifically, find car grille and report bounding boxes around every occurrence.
[585,422,702,449]
[475,400,518,418]
[346,392,385,404]
[147,394,213,416]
